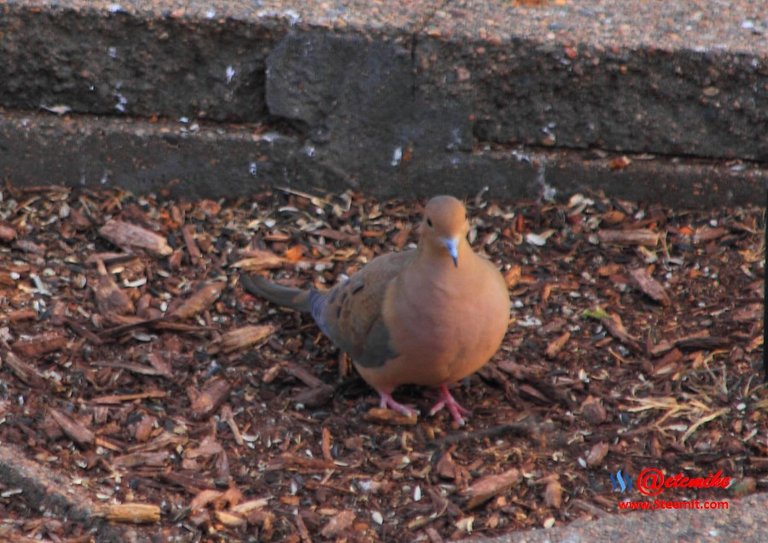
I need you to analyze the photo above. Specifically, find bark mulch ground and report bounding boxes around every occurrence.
[0,185,764,542]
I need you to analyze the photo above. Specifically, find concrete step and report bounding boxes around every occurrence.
[1,109,763,205]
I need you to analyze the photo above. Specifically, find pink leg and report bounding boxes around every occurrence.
[378,391,418,417]
[429,384,471,426]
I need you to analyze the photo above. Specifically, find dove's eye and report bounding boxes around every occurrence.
[426,218,433,228]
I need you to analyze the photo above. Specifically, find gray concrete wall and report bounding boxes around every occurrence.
[0,0,766,205]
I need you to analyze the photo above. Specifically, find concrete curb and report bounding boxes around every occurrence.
[459,492,768,543]
[0,444,130,542]
[1,0,767,205]
[1,109,764,206]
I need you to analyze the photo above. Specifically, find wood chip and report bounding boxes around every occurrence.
[580,396,607,425]
[598,229,659,247]
[462,468,520,508]
[49,408,95,447]
[4,309,36,323]
[601,313,642,351]
[585,442,610,467]
[12,332,67,357]
[363,407,418,426]
[320,510,355,538]
[0,223,17,242]
[282,360,325,388]
[321,427,333,463]
[545,331,570,358]
[436,451,463,481]
[231,498,270,515]
[112,451,169,469]
[92,390,167,404]
[518,384,551,405]
[169,281,226,320]
[189,489,223,511]
[219,324,275,354]
[99,220,172,257]
[188,378,231,419]
[91,360,169,377]
[732,303,762,322]
[675,333,729,351]
[504,265,522,288]
[280,452,333,470]
[98,503,161,524]
[215,511,247,528]
[293,383,335,408]
[629,267,671,306]
[1,348,47,388]
[93,258,135,317]
[693,226,727,243]
[146,352,173,378]
[220,405,244,446]
[182,224,202,264]
[543,478,563,508]
[231,248,285,271]
[730,477,756,498]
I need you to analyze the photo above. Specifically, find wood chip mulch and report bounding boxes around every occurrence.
[0,184,764,542]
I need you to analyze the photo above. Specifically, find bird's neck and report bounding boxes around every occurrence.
[416,238,474,268]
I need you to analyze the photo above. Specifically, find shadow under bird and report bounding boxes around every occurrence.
[241,195,510,425]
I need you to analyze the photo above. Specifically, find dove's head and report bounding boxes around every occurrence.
[420,195,469,267]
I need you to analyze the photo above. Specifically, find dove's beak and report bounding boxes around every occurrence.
[444,237,459,267]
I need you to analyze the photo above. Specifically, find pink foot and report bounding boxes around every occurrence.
[429,384,471,426]
[378,391,419,417]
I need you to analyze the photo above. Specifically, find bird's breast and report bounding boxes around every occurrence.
[381,261,509,385]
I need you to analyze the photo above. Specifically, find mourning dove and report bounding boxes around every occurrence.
[241,195,509,425]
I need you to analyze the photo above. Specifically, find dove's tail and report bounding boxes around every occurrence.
[240,275,313,312]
